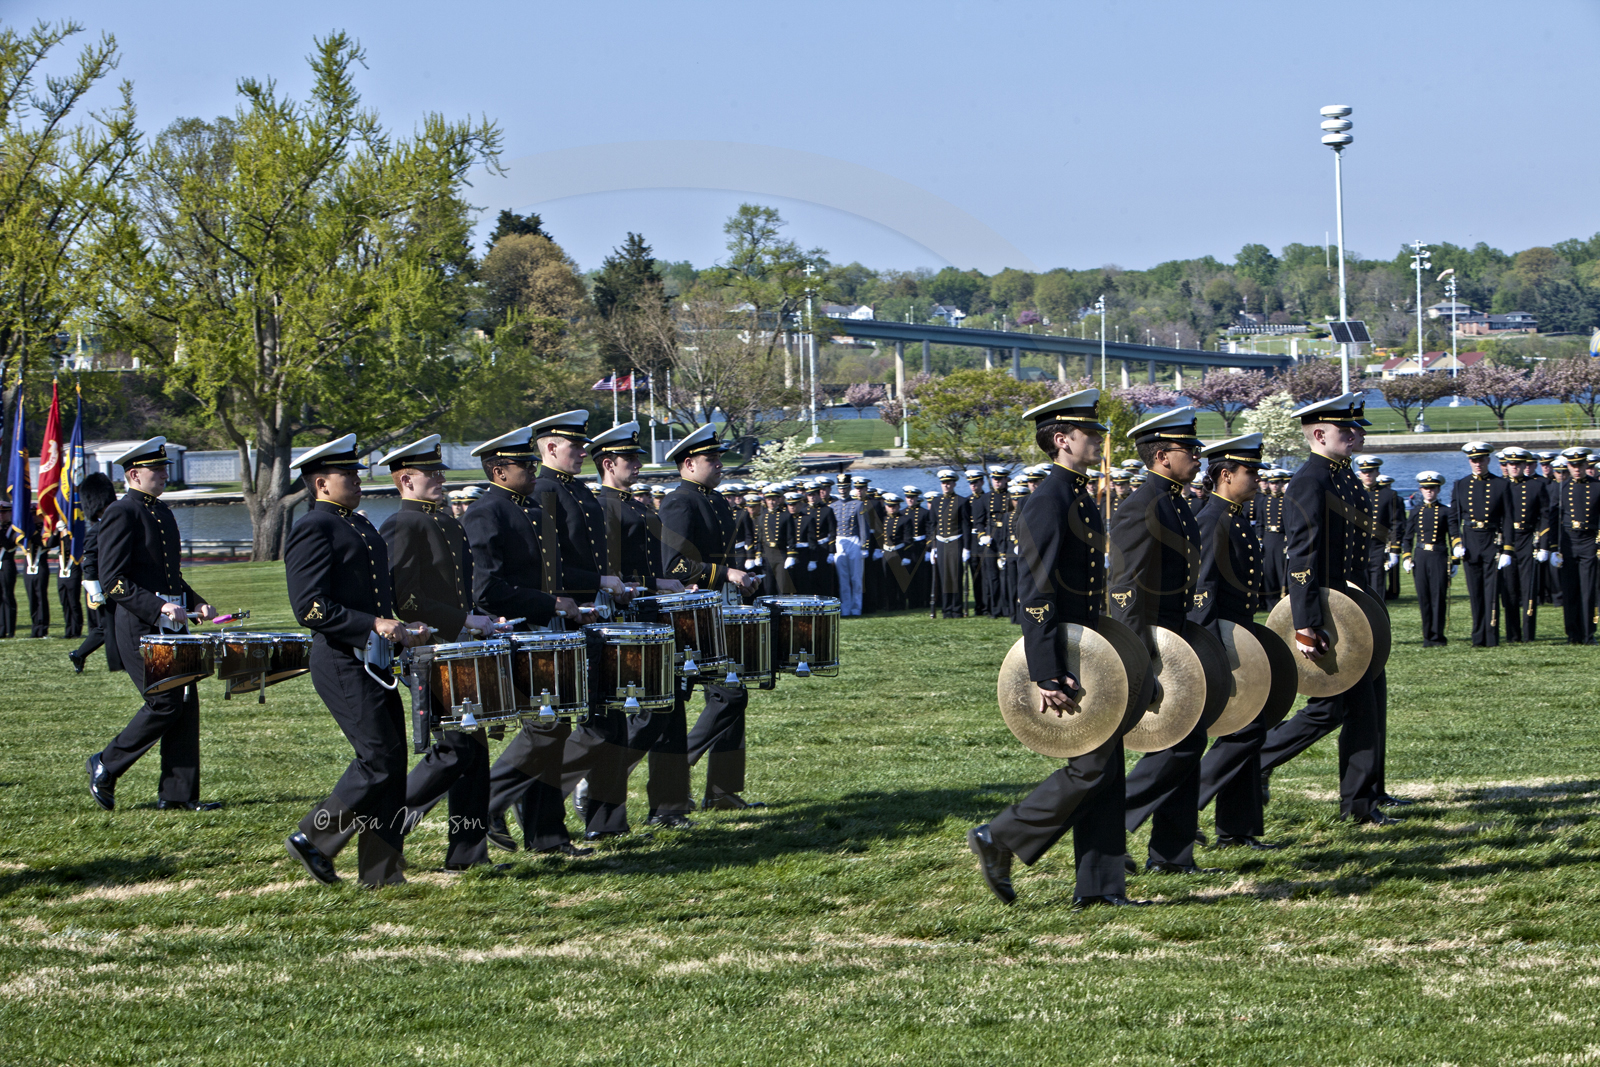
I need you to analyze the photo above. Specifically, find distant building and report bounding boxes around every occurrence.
[1456,311,1537,336]
[1225,311,1309,336]
[1377,350,1487,378]
[821,303,874,321]
[1426,300,1475,320]
[929,304,966,326]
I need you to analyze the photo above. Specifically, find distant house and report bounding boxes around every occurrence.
[1426,300,1474,320]
[929,304,967,326]
[821,303,874,321]
[1378,351,1486,378]
[1456,312,1537,336]
[1426,350,1486,373]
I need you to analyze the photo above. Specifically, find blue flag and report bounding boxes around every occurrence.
[61,387,85,566]
[7,385,31,543]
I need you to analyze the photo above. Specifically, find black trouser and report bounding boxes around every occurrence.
[1412,550,1450,646]
[622,697,693,819]
[1366,552,1388,607]
[980,552,1002,617]
[0,555,13,637]
[487,720,574,851]
[1460,541,1500,647]
[687,680,748,800]
[1560,534,1599,644]
[553,709,633,835]
[1502,539,1537,642]
[760,552,795,597]
[299,641,408,886]
[934,540,965,617]
[24,566,49,637]
[1198,719,1267,839]
[1261,532,1286,603]
[1260,666,1381,821]
[98,612,202,804]
[968,555,986,616]
[988,734,1126,898]
[999,559,1018,623]
[74,607,108,664]
[402,727,490,869]
[58,572,83,638]
[1125,721,1208,867]
[906,549,930,610]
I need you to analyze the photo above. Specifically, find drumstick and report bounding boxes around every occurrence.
[191,610,250,625]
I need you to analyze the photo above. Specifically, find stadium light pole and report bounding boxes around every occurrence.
[1095,294,1107,391]
[1442,269,1462,406]
[1321,105,1354,393]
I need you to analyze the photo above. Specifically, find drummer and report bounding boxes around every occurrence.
[658,424,764,810]
[590,421,696,830]
[283,434,431,886]
[465,425,589,856]
[376,434,505,870]
[967,390,1142,909]
[86,437,221,814]
[1112,408,1219,877]
[1190,434,1282,851]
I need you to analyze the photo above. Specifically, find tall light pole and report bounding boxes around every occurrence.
[1410,239,1432,364]
[1442,268,1462,406]
[1321,104,1353,392]
[804,264,821,445]
[1095,294,1107,391]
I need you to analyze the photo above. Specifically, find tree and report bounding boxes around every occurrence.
[1458,363,1553,430]
[905,369,1050,469]
[747,434,804,483]
[1113,383,1179,418]
[0,20,141,414]
[1377,375,1452,430]
[1181,371,1271,433]
[99,34,501,560]
[1241,391,1307,465]
[1277,358,1343,403]
[706,203,819,322]
[1544,355,1600,427]
[1235,243,1279,287]
[479,233,590,347]
[484,209,545,249]
[843,381,884,418]
[656,296,794,442]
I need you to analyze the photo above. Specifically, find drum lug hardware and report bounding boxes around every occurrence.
[724,665,742,686]
[622,682,643,710]
[456,698,481,728]
[682,649,699,674]
[795,652,812,677]
[538,690,556,724]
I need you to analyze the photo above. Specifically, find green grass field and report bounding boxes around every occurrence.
[2,561,1599,1064]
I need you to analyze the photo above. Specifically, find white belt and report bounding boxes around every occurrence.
[795,541,811,548]
[936,535,963,543]
[838,535,862,543]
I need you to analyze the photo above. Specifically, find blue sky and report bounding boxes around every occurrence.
[14,0,1597,273]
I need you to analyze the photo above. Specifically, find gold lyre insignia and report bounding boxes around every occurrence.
[1291,569,1311,585]
[402,593,417,611]
[1111,591,1133,609]
[109,577,127,596]
[672,559,689,574]
[304,599,325,622]
[1193,591,1209,609]
[1024,605,1049,623]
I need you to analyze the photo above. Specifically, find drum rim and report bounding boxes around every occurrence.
[587,622,674,639]
[508,630,587,648]
[428,639,511,658]
[723,606,770,620]
[140,633,214,644]
[634,591,720,607]
[755,595,842,607]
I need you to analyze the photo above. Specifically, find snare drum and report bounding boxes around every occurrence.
[629,591,730,678]
[755,595,842,677]
[507,630,590,723]
[410,639,517,729]
[216,632,313,698]
[584,623,675,713]
[138,633,216,694]
[722,605,774,689]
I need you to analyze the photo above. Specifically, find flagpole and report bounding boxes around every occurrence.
[630,368,637,424]
[648,372,658,463]
[612,374,619,427]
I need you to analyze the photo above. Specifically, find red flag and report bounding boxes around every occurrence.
[36,380,62,532]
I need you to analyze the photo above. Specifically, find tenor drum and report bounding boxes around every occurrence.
[755,595,841,677]
[139,633,216,694]
[629,591,730,678]
[411,639,517,729]
[217,632,312,698]
[584,623,675,713]
[507,630,590,723]
[721,604,774,689]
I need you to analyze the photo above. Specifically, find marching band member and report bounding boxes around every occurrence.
[757,487,798,597]
[1355,455,1404,602]
[1258,468,1290,602]
[377,434,503,870]
[1500,447,1547,642]
[1401,471,1456,648]
[901,486,930,610]
[928,470,969,618]
[1553,447,1600,644]
[1451,442,1511,648]
[284,434,429,886]
[86,438,219,814]
[1112,408,1218,876]
[965,470,991,616]
[968,390,1144,908]
[658,424,764,810]
[68,473,118,674]
[831,477,869,616]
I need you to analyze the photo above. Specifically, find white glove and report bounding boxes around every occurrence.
[1535,549,1550,563]
[997,557,1007,570]
[807,561,817,572]
[1497,553,1513,570]
[826,553,836,564]
[1402,558,1414,573]
[925,551,934,563]
[783,557,795,570]
[1553,552,1564,569]
[978,535,992,547]
[1387,552,1400,570]
[1450,564,1459,578]
[1452,544,1466,559]
[900,558,911,567]
[872,549,883,560]
[745,558,758,570]
[962,549,971,562]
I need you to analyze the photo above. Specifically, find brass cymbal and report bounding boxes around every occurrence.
[996,625,1129,759]
[1243,619,1300,732]
[1094,615,1155,737]
[1265,589,1374,698]
[1344,582,1393,675]
[1183,620,1233,733]
[1122,625,1207,753]
[1206,620,1272,737]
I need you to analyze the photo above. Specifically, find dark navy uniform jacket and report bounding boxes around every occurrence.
[659,480,739,588]
[533,464,606,598]
[285,499,392,649]
[1014,464,1104,684]
[1110,472,1201,644]
[599,484,661,586]
[379,498,472,637]
[1283,452,1369,630]
[1189,494,1263,627]
[462,484,560,624]
[98,488,205,626]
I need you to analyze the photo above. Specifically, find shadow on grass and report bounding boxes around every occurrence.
[0,853,179,898]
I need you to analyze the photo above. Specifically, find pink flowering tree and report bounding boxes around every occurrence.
[844,381,886,418]
[1544,356,1600,427]
[1458,363,1555,430]
[1181,370,1273,433]
[1114,383,1180,418]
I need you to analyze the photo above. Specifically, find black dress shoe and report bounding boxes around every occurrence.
[536,842,595,857]
[285,832,340,885]
[966,825,1015,905]
[1146,861,1224,875]
[1260,770,1272,806]
[486,816,518,853]
[68,651,84,674]
[583,830,627,842]
[86,754,114,812]
[1379,794,1416,807]
[1353,810,1402,827]
[1216,835,1285,851]
[1072,894,1152,911]
[156,799,223,811]
[645,813,694,829]
[1194,829,1209,846]
[704,793,766,811]
[1124,854,1138,875]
